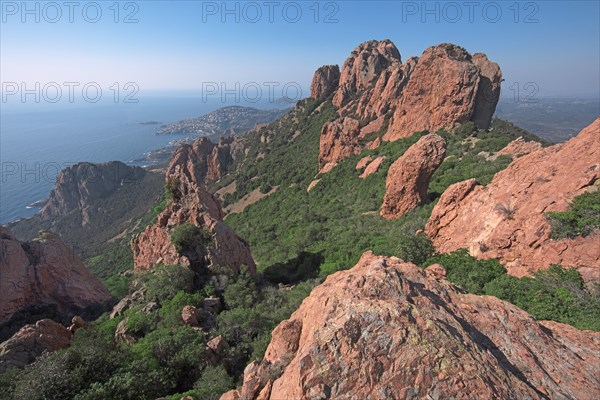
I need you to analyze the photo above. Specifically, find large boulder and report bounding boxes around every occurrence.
[381,134,446,219]
[384,43,502,141]
[0,319,71,372]
[426,118,600,282]
[0,227,112,339]
[223,252,600,400]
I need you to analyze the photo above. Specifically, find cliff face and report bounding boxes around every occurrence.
[132,142,255,273]
[316,40,502,172]
[40,161,146,225]
[0,227,112,338]
[426,118,600,282]
[223,252,600,400]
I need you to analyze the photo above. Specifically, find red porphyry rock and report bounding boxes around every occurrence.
[359,156,385,179]
[426,118,600,282]
[223,252,600,400]
[355,156,373,171]
[497,136,543,159]
[0,227,112,327]
[310,65,340,100]
[0,319,71,372]
[181,305,200,327]
[384,43,502,141]
[132,141,255,274]
[381,134,446,219]
[316,40,501,173]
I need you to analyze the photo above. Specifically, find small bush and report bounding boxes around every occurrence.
[547,191,600,239]
[143,264,195,301]
[191,365,235,399]
[170,223,201,253]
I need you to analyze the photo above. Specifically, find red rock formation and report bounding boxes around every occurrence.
[316,40,501,173]
[167,137,238,186]
[497,136,543,159]
[384,44,502,141]
[0,227,112,333]
[359,156,384,179]
[355,156,373,170]
[381,134,446,219]
[309,65,340,100]
[40,161,146,225]
[332,39,402,109]
[132,142,255,274]
[426,118,600,282]
[223,252,600,400]
[0,319,71,372]
[181,305,200,327]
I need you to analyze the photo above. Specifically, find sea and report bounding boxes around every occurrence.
[0,97,289,224]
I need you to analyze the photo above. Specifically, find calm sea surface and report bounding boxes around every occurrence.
[0,97,284,223]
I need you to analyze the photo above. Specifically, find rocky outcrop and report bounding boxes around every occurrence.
[497,136,543,159]
[381,134,446,219]
[132,142,255,274]
[426,118,600,282]
[167,136,240,186]
[310,65,340,100]
[359,156,384,179]
[40,161,146,225]
[0,319,71,372]
[0,227,112,339]
[384,44,502,141]
[332,39,402,109]
[315,40,501,172]
[223,252,600,400]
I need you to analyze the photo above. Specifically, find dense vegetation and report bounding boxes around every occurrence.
[424,250,600,331]
[226,109,527,272]
[547,190,600,239]
[0,263,316,400]
[2,98,597,400]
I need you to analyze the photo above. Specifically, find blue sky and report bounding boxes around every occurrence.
[1,0,599,98]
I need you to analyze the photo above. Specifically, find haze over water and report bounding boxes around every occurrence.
[0,97,286,223]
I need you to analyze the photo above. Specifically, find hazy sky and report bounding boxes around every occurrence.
[1,0,599,99]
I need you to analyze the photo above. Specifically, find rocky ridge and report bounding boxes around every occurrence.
[314,40,502,173]
[40,161,146,226]
[223,251,600,400]
[426,118,600,282]
[132,142,255,273]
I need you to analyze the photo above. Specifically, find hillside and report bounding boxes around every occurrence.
[1,40,598,400]
[158,106,289,136]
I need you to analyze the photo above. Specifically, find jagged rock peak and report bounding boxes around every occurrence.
[310,65,340,100]
[332,39,402,107]
[316,40,502,173]
[132,140,255,274]
[222,251,600,400]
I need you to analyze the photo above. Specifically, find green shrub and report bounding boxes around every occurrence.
[143,264,195,301]
[394,234,435,265]
[170,223,201,253]
[547,191,600,239]
[223,268,257,309]
[191,365,235,400]
[424,249,508,295]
